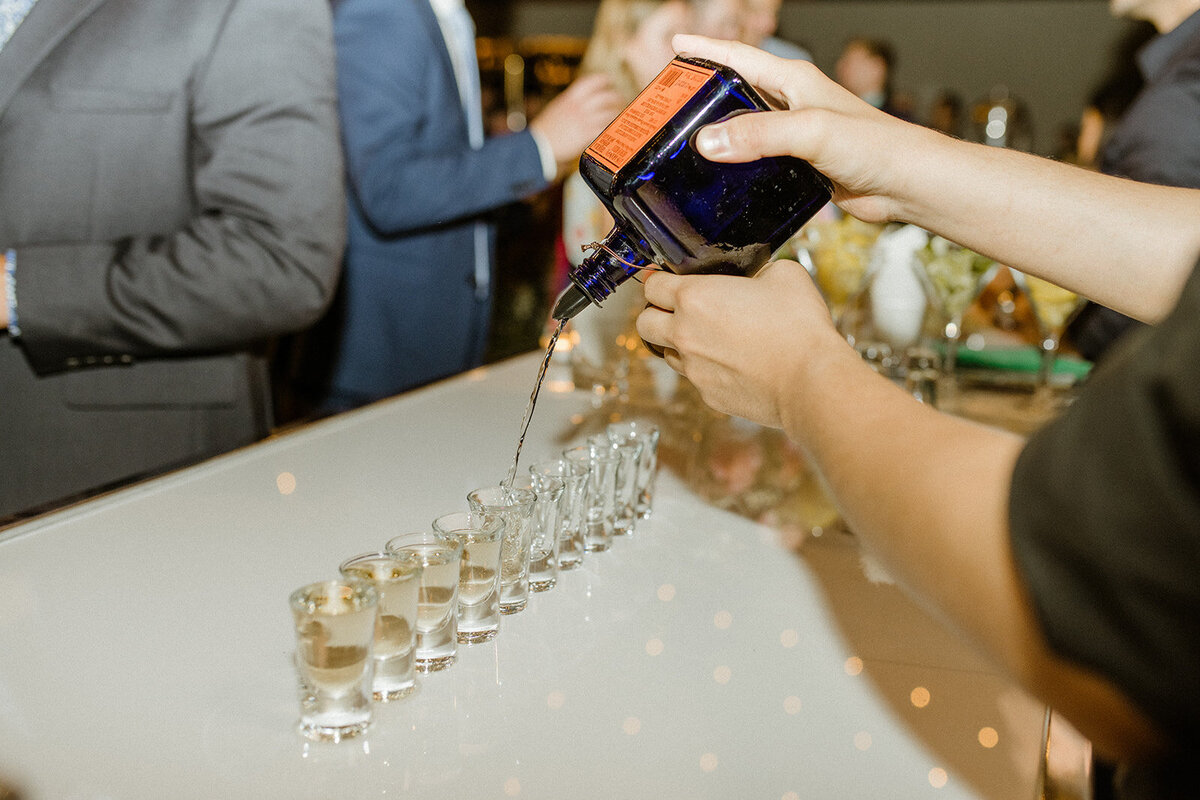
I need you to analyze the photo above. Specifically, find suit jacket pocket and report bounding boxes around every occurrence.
[64,355,240,409]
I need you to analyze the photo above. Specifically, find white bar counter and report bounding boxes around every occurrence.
[0,354,1045,799]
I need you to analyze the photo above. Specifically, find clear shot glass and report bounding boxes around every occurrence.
[530,458,587,570]
[384,533,461,673]
[467,485,536,614]
[607,420,660,519]
[591,432,642,536]
[431,512,505,644]
[513,473,564,592]
[564,443,618,553]
[289,579,378,742]
[338,551,422,701]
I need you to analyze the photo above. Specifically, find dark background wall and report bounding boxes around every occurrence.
[468,0,1140,156]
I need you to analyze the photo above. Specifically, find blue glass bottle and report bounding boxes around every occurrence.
[552,57,832,321]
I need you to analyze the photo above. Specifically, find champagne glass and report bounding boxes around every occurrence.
[802,217,884,337]
[913,236,999,377]
[1014,272,1086,407]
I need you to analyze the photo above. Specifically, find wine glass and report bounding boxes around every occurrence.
[913,237,999,376]
[800,217,885,337]
[1014,272,1086,408]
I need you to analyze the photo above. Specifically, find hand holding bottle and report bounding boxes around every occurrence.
[673,34,933,227]
[636,259,848,430]
[552,54,831,320]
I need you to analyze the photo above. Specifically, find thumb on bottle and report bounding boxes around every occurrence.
[694,125,735,160]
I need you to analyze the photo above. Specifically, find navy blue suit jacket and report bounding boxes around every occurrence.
[324,0,549,408]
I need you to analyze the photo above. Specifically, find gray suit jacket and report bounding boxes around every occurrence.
[0,0,346,519]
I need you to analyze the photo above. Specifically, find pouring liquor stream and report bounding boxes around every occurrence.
[502,319,567,489]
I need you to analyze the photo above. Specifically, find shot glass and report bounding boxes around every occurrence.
[530,458,587,570]
[514,473,564,592]
[591,432,642,536]
[564,443,618,553]
[384,533,462,672]
[289,579,378,742]
[467,485,536,614]
[338,551,422,701]
[607,420,660,519]
[431,512,504,644]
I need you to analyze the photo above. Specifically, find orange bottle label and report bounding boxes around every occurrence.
[585,61,716,174]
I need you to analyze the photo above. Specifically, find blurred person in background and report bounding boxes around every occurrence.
[0,0,345,521]
[309,0,623,413]
[1069,0,1200,362]
[690,0,746,45]
[738,0,812,61]
[1073,22,1156,168]
[835,36,912,121]
[926,89,964,139]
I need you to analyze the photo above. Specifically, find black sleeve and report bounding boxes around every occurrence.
[1009,258,1200,749]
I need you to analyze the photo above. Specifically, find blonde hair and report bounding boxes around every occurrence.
[579,0,685,101]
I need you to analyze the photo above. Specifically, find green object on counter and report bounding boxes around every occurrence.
[955,346,1093,378]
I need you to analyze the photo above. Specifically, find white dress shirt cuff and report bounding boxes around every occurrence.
[529,128,557,183]
[3,249,18,338]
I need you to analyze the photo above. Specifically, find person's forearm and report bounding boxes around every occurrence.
[673,34,1200,321]
[895,128,1200,322]
[778,345,1166,759]
[780,343,1032,671]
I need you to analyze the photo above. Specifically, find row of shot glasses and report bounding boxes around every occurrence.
[288,420,661,742]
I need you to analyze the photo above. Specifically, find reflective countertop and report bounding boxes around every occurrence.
[0,354,1044,799]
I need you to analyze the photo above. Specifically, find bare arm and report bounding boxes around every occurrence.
[886,135,1200,323]
[637,261,1167,760]
[788,320,1167,762]
[675,35,1200,322]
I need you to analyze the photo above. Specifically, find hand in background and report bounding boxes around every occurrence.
[529,73,625,178]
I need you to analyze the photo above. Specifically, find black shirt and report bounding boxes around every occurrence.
[1070,10,1200,361]
[1010,257,1200,798]
[1100,9,1200,188]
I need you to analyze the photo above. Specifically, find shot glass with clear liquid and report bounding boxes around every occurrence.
[431,512,504,643]
[564,443,618,552]
[530,458,587,570]
[467,485,536,614]
[513,473,564,592]
[289,579,378,742]
[607,420,660,519]
[384,533,461,672]
[591,432,642,535]
[338,551,422,701]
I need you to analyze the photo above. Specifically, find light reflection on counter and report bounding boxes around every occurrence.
[276,471,297,495]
